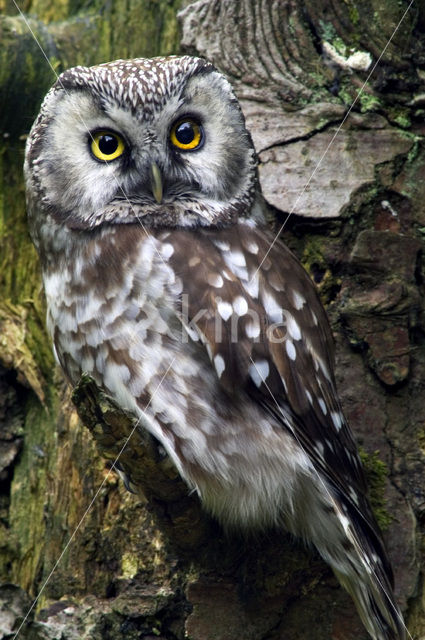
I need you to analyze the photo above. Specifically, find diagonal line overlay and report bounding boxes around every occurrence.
[10,0,416,636]
[11,358,176,639]
[248,356,413,640]
[251,0,416,281]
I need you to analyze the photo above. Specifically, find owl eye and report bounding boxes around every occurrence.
[90,131,126,162]
[170,118,204,151]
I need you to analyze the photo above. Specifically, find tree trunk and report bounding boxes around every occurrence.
[1,1,424,638]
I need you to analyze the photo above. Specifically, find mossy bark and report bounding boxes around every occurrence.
[1,1,424,638]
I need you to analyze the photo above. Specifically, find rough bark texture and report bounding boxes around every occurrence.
[0,0,424,638]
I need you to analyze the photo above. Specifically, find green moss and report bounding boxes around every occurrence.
[336,80,355,106]
[0,143,43,303]
[300,236,338,304]
[8,393,56,592]
[393,113,411,129]
[29,0,72,24]
[318,20,337,42]
[385,105,412,130]
[331,36,348,57]
[359,93,382,113]
[359,449,393,530]
[25,305,55,381]
[306,71,328,88]
[302,235,326,268]
[348,5,360,26]
[406,135,421,164]
[0,16,58,137]
[287,14,297,38]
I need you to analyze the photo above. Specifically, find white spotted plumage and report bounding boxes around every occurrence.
[25,55,404,640]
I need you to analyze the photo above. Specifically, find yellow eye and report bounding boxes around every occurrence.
[90,131,125,161]
[170,118,204,151]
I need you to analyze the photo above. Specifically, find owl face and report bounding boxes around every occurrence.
[25,56,257,234]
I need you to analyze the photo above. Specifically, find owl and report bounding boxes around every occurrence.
[25,56,405,640]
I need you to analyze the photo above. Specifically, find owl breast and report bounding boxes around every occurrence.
[43,222,317,529]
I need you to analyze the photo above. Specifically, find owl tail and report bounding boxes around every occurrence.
[333,565,405,640]
[315,501,406,640]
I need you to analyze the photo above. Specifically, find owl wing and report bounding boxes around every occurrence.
[166,221,391,569]
[168,223,364,487]
[164,223,406,638]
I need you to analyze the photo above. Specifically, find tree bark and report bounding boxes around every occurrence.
[1,1,424,638]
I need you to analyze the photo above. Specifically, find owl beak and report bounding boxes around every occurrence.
[150,162,163,204]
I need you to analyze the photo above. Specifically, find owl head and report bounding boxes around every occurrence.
[25,56,258,240]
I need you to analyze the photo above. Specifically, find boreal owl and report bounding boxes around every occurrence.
[24,56,405,640]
